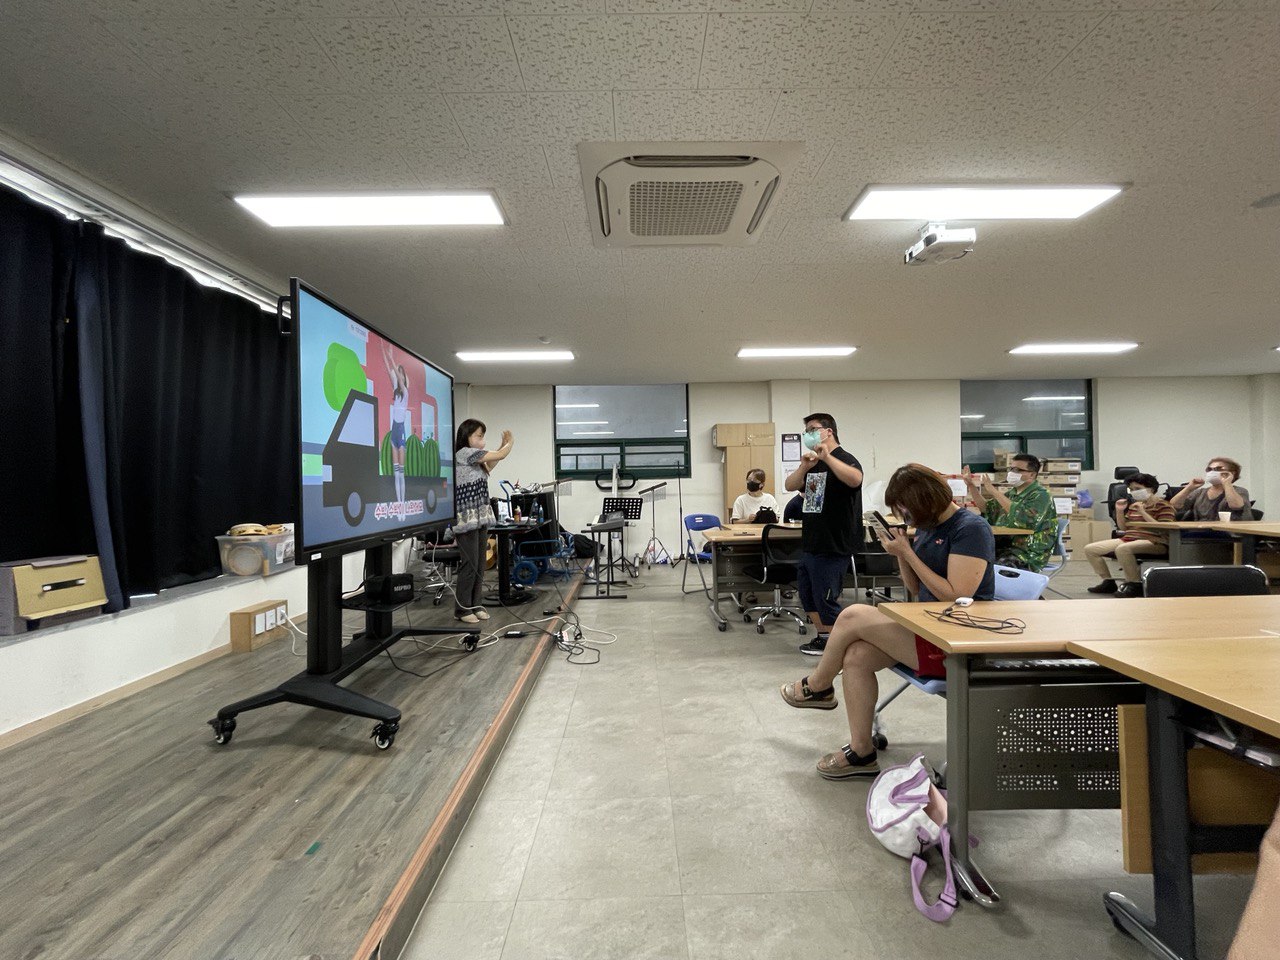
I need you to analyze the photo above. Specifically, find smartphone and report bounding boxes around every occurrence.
[865,510,906,538]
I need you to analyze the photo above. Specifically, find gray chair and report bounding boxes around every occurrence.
[1039,516,1071,598]
[1141,564,1269,598]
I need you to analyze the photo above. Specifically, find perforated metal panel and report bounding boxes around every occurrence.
[628,180,744,237]
[969,682,1142,810]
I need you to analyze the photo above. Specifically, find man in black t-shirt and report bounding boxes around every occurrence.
[783,412,863,655]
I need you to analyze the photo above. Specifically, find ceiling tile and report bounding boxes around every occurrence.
[446,93,614,147]
[395,0,505,12]
[613,90,780,140]
[309,17,525,93]
[507,14,706,89]
[101,18,359,99]
[767,88,928,145]
[1048,12,1280,93]
[608,0,809,9]
[699,13,904,88]
[0,19,160,103]
[875,13,1104,88]
[274,93,468,154]
[502,0,607,11]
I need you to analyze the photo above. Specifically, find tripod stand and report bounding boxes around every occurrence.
[638,482,672,567]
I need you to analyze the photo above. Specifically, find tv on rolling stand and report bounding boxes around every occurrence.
[208,280,478,751]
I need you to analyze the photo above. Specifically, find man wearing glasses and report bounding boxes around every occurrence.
[962,453,1058,571]
[1168,457,1254,521]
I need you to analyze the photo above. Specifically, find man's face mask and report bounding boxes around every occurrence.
[802,428,823,449]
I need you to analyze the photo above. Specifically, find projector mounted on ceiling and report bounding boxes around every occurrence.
[904,222,977,265]
[577,142,803,249]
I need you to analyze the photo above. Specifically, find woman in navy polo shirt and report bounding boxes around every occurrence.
[780,463,995,780]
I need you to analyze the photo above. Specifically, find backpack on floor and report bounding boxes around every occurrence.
[866,754,957,922]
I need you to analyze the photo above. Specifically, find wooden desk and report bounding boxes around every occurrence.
[1130,521,1235,565]
[990,525,1034,537]
[1068,637,1280,959]
[694,524,802,631]
[1207,521,1280,567]
[876,595,1280,908]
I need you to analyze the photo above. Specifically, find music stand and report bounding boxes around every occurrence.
[637,482,672,566]
[601,496,642,578]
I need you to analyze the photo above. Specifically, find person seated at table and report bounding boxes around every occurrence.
[783,493,803,523]
[1083,472,1175,597]
[1228,799,1280,959]
[1168,456,1254,521]
[730,468,779,524]
[778,463,994,779]
[962,454,1057,571]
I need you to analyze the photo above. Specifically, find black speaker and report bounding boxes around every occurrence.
[367,573,414,605]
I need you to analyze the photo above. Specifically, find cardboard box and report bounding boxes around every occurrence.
[1041,473,1081,485]
[1069,517,1112,549]
[1120,705,1280,874]
[1043,459,1083,472]
[217,533,295,577]
[0,556,107,636]
[230,599,290,652]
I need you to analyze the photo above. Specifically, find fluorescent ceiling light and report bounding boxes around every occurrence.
[457,350,573,362]
[959,414,985,420]
[1009,342,1138,355]
[737,346,856,358]
[234,192,505,227]
[573,431,614,436]
[557,420,607,425]
[556,403,599,409]
[846,185,1122,221]
[1023,396,1086,402]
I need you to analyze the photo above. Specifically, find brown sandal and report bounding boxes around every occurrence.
[817,744,880,780]
[779,676,838,710]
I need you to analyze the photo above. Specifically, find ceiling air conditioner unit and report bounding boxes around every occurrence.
[577,142,803,249]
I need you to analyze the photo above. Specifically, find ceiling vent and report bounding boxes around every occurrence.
[577,142,803,249]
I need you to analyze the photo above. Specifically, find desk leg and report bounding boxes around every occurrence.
[945,653,1000,908]
[1241,534,1258,567]
[708,543,728,631]
[1166,530,1184,567]
[1103,687,1197,960]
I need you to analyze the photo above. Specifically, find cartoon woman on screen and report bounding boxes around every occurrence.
[383,342,409,510]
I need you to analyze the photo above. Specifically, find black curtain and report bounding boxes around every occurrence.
[74,223,296,595]
[0,188,95,565]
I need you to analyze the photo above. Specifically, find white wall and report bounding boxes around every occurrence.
[1084,376,1259,511]
[1249,374,1280,519]
[809,380,963,487]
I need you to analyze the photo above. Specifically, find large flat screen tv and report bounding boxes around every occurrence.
[293,279,455,560]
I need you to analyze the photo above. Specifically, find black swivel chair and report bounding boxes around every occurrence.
[1142,564,1269,598]
[741,524,808,635]
[1106,466,1141,535]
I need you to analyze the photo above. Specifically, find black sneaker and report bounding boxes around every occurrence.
[1117,582,1144,598]
[799,636,828,656]
[1086,580,1118,594]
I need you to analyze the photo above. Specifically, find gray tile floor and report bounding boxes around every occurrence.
[402,559,1253,960]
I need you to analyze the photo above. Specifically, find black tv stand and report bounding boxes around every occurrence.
[207,543,479,750]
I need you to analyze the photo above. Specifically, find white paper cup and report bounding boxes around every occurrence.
[1218,511,1232,522]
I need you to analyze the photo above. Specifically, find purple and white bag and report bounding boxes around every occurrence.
[866,754,957,922]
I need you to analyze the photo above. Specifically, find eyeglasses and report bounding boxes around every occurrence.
[1206,465,1230,472]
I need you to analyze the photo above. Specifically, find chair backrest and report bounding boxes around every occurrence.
[1038,517,1071,575]
[992,564,1049,601]
[1142,564,1269,598]
[760,524,804,567]
[684,513,722,533]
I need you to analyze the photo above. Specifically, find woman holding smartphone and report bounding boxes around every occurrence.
[779,463,995,779]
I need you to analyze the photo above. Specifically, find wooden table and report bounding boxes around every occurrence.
[1129,520,1237,565]
[877,596,1280,908]
[694,524,802,630]
[1209,521,1280,567]
[1068,636,1280,959]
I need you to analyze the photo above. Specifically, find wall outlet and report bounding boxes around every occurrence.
[276,603,288,626]
[253,612,266,635]
[265,608,277,630]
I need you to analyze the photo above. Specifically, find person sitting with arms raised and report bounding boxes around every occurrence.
[962,453,1058,571]
[1168,456,1254,522]
[1083,472,1175,597]
[778,463,995,779]
[730,468,779,524]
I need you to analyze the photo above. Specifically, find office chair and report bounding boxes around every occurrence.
[1039,517,1071,598]
[871,564,1049,750]
[681,514,721,596]
[1142,564,1269,598]
[851,541,903,605]
[1106,466,1140,535]
[741,524,808,635]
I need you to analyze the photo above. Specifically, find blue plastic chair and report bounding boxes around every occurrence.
[871,563,1048,750]
[681,514,721,596]
[1039,516,1071,598]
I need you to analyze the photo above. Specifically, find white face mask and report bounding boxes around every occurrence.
[1204,470,1224,485]
[1129,488,1152,501]
[1006,471,1025,486]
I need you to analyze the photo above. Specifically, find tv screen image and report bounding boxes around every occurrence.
[295,282,455,556]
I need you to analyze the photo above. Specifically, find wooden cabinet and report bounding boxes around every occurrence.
[713,422,776,522]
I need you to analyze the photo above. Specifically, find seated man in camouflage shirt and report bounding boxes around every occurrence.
[962,454,1058,571]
